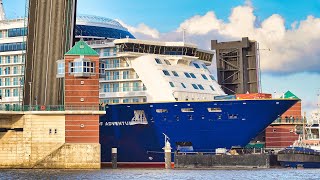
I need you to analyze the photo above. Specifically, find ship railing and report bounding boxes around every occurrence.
[272,117,306,124]
[0,105,105,112]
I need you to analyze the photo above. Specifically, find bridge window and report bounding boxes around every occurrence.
[162,70,170,76]
[210,85,215,91]
[228,114,238,119]
[184,72,191,78]
[172,71,179,77]
[156,109,168,113]
[155,58,162,64]
[190,73,196,78]
[201,74,208,80]
[198,84,204,90]
[191,84,198,89]
[193,63,200,68]
[181,108,194,112]
[169,82,175,87]
[164,59,171,65]
[207,108,222,112]
[181,83,186,88]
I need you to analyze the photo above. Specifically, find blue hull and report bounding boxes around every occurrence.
[279,162,320,168]
[100,99,297,164]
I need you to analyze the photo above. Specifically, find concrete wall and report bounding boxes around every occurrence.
[0,113,100,168]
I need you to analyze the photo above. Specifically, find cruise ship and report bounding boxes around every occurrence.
[1,3,297,167]
[85,38,298,167]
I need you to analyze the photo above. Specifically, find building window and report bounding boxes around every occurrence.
[103,48,110,56]
[190,73,196,78]
[164,59,171,65]
[155,58,162,64]
[5,78,10,86]
[13,77,18,85]
[123,98,130,103]
[133,82,140,91]
[193,63,200,68]
[95,49,101,56]
[113,83,119,92]
[172,71,179,77]
[112,71,119,80]
[0,56,2,64]
[209,75,215,81]
[210,85,215,91]
[0,67,2,75]
[191,84,198,89]
[123,83,130,92]
[201,74,208,80]
[198,84,204,90]
[13,89,18,97]
[184,72,191,78]
[181,83,186,88]
[13,66,18,74]
[113,59,120,68]
[69,60,95,74]
[22,55,25,63]
[99,63,105,75]
[21,66,24,74]
[105,71,111,80]
[113,99,119,103]
[4,67,10,75]
[5,89,10,97]
[123,71,129,79]
[162,70,170,76]
[133,98,139,103]
[169,82,175,87]
[6,56,10,64]
[14,55,18,63]
[57,62,65,75]
[103,84,110,92]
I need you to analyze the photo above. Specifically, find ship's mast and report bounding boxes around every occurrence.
[0,0,6,20]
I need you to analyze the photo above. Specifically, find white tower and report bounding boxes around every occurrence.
[0,0,6,21]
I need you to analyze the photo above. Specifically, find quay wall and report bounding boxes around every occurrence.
[0,113,100,169]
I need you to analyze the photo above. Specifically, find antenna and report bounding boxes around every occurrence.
[182,28,186,43]
[0,0,6,20]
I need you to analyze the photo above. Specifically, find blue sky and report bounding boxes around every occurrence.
[2,0,320,116]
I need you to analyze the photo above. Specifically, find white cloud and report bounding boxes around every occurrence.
[121,4,320,74]
[117,19,160,39]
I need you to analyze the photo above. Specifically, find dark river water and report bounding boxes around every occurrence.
[0,168,320,180]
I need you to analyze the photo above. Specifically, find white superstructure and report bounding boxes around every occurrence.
[87,38,225,104]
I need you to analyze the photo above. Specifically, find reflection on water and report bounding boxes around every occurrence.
[0,169,319,180]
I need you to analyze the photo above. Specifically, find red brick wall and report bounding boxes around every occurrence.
[64,55,100,143]
[265,125,299,148]
[281,101,302,120]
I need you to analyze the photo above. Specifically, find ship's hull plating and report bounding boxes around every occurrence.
[100,99,297,165]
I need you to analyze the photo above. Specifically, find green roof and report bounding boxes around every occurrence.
[65,40,99,56]
[280,91,299,99]
[245,142,265,149]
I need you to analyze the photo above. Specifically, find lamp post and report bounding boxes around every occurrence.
[28,81,32,109]
[19,78,22,109]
